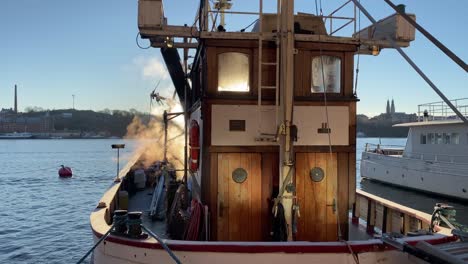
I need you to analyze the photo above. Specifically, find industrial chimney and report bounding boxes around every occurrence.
[14,84,18,114]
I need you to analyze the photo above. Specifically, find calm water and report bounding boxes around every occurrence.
[0,138,466,263]
[0,139,139,264]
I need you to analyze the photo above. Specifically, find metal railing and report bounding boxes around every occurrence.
[204,0,357,36]
[364,143,468,164]
[417,98,468,122]
[402,151,468,164]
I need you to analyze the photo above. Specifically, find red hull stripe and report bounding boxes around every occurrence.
[92,229,455,254]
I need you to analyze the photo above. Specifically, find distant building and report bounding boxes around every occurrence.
[379,99,416,123]
[0,114,54,133]
[62,113,73,118]
[386,99,396,115]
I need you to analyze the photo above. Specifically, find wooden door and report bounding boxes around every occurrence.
[217,153,262,241]
[296,152,338,241]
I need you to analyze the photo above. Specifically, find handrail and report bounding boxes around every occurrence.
[417,98,468,122]
[202,0,357,35]
[364,143,468,164]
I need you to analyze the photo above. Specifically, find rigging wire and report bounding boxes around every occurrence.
[314,0,319,16]
[318,36,359,263]
[354,0,361,96]
[319,0,323,16]
[136,32,151,49]
[240,19,259,32]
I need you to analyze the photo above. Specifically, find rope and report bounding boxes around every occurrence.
[76,225,113,264]
[184,199,203,240]
[141,225,182,264]
[318,41,359,264]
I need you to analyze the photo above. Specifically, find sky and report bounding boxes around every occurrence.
[1,0,467,117]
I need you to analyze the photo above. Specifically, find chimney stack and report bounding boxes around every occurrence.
[14,84,18,114]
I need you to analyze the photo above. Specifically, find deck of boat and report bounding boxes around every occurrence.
[128,187,168,239]
[127,186,373,242]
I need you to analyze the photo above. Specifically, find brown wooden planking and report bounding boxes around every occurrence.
[348,102,357,146]
[296,153,340,241]
[348,152,356,208]
[216,153,227,240]
[295,42,358,52]
[207,153,217,240]
[344,52,355,96]
[337,152,349,240]
[251,153,263,241]
[208,146,279,153]
[239,153,250,240]
[217,153,264,241]
[295,152,306,240]
[227,153,240,240]
[261,153,275,240]
[294,146,355,153]
[205,98,357,106]
[205,45,356,100]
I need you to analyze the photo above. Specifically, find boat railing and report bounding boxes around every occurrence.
[203,0,357,36]
[402,151,468,164]
[364,143,405,155]
[354,189,452,236]
[364,143,468,164]
[417,98,468,122]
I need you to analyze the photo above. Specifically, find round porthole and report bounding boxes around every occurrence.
[310,167,325,182]
[232,168,247,183]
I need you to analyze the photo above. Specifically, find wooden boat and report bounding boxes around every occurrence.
[88,0,468,263]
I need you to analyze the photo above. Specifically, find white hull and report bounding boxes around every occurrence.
[360,152,468,200]
[91,233,445,264]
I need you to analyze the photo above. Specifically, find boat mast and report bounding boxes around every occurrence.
[278,0,295,241]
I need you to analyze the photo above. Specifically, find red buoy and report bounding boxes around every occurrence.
[59,165,73,178]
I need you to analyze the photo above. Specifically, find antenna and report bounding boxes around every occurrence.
[72,94,75,110]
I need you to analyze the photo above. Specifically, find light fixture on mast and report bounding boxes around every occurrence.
[214,0,232,28]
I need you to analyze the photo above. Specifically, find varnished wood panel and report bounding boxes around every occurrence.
[348,152,356,208]
[337,152,349,239]
[261,152,278,240]
[295,42,358,52]
[217,153,263,241]
[296,152,338,241]
[208,153,217,240]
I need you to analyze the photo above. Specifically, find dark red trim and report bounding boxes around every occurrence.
[92,228,455,254]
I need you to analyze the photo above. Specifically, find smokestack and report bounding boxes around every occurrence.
[14,84,18,114]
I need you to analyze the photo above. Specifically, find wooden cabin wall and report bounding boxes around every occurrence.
[200,39,357,241]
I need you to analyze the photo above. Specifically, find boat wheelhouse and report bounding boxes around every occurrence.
[361,98,468,200]
[87,1,468,263]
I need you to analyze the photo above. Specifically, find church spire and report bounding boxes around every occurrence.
[386,99,390,114]
[391,98,395,114]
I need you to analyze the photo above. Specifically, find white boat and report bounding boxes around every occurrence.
[0,132,33,139]
[85,1,468,263]
[361,99,468,200]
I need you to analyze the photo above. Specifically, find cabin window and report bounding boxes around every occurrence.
[217,52,250,92]
[435,133,443,144]
[443,133,451,144]
[451,133,459,144]
[420,133,426,144]
[427,133,435,144]
[311,56,341,93]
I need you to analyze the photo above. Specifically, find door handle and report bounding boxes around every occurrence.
[219,201,229,217]
[327,198,336,214]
